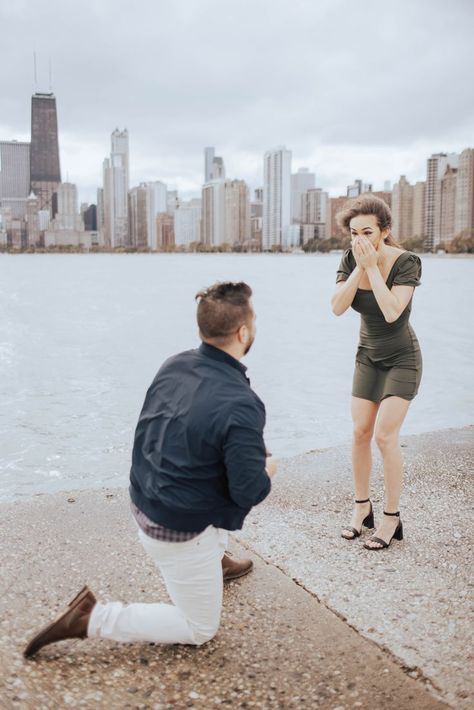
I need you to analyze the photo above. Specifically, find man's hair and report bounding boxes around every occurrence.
[195,282,253,344]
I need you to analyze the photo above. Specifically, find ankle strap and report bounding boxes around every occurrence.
[384,510,400,516]
[355,498,370,504]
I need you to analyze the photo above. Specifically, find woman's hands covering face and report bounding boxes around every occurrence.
[352,236,379,269]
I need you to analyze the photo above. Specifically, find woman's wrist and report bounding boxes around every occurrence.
[365,265,380,279]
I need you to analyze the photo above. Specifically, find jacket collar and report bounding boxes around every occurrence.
[199,342,248,378]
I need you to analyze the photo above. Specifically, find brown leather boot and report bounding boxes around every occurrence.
[222,552,253,581]
[24,586,97,658]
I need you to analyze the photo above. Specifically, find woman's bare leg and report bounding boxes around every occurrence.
[365,396,411,548]
[341,397,379,538]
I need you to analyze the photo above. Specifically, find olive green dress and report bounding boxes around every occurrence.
[336,250,422,402]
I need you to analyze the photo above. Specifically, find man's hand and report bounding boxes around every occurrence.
[265,456,277,478]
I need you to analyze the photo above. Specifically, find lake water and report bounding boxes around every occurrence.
[0,253,472,500]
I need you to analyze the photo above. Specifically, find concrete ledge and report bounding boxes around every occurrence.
[236,426,474,709]
[1,426,471,709]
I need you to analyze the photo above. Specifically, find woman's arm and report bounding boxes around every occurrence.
[331,265,364,315]
[358,238,414,323]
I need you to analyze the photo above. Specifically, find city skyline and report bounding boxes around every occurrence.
[1,1,473,204]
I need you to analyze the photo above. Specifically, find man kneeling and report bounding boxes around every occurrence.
[24,281,276,657]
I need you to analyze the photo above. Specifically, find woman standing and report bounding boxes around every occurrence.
[331,195,422,550]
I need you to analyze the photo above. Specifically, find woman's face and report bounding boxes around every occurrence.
[350,214,387,250]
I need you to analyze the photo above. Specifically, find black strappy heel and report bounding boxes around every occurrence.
[341,498,374,540]
[363,511,403,550]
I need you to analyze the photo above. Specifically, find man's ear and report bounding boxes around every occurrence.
[237,324,248,344]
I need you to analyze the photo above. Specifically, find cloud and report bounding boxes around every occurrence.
[1,0,473,202]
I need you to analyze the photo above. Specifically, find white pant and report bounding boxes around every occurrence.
[88,525,228,645]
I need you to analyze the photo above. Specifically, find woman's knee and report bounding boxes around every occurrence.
[353,424,373,445]
[375,428,398,452]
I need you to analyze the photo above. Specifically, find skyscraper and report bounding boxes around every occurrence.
[102,128,129,247]
[454,148,474,236]
[291,168,315,222]
[347,179,372,198]
[174,198,201,247]
[156,213,175,248]
[204,147,215,182]
[424,152,458,249]
[202,180,225,246]
[262,147,292,250]
[391,176,414,242]
[412,182,425,239]
[44,183,86,247]
[128,184,148,248]
[438,166,458,246]
[146,181,167,249]
[30,93,61,213]
[224,180,250,246]
[204,147,225,182]
[301,188,328,225]
[0,140,31,218]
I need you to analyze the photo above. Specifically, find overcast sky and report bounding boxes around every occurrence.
[1,0,473,204]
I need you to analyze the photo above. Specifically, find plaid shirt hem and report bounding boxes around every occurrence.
[130,501,200,542]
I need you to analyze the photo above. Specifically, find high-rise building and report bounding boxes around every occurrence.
[384,180,392,192]
[201,180,225,246]
[102,128,129,247]
[291,168,315,222]
[166,190,178,216]
[44,183,86,247]
[174,198,201,247]
[204,147,215,182]
[250,189,263,249]
[145,181,167,249]
[204,147,225,182]
[437,166,458,246]
[454,148,474,236]
[30,93,61,214]
[128,184,148,248]
[156,212,175,248]
[413,182,425,238]
[347,179,372,198]
[262,146,292,250]
[224,179,250,245]
[83,204,97,232]
[301,188,328,225]
[0,140,31,218]
[424,152,458,249]
[211,156,225,180]
[26,192,40,246]
[392,176,414,242]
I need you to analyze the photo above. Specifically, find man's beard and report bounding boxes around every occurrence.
[244,336,255,355]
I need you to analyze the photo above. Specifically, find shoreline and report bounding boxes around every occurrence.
[1,251,473,258]
[1,424,472,505]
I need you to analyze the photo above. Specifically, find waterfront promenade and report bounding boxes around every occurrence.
[0,427,471,709]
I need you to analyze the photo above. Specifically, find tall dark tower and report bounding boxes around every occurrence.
[30,92,61,213]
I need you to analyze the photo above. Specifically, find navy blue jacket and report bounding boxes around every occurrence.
[129,343,271,532]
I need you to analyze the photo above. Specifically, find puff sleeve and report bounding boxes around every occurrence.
[336,248,356,283]
[392,253,422,287]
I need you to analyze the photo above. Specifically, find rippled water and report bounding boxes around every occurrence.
[0,253,472,500]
